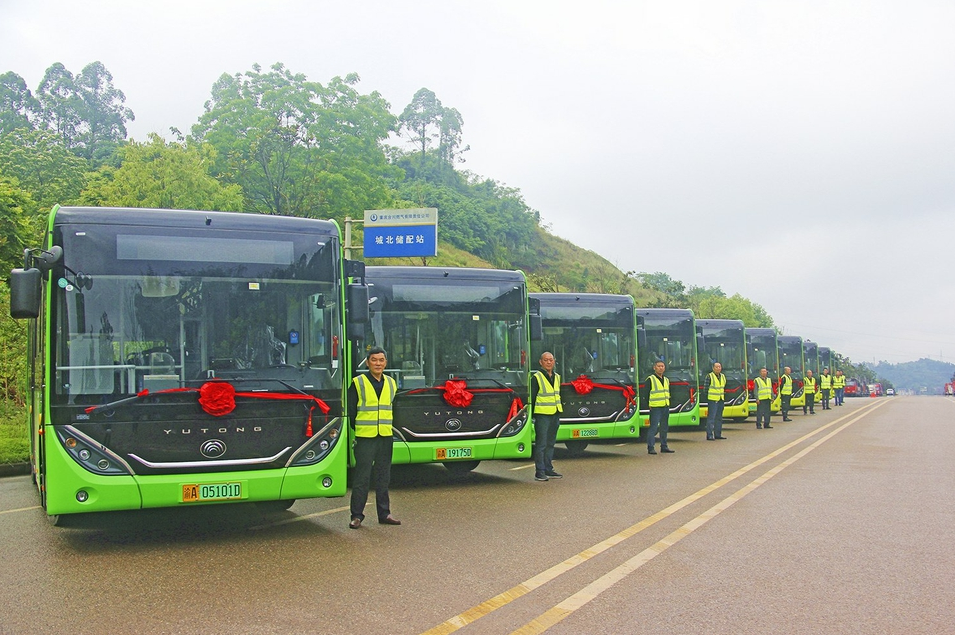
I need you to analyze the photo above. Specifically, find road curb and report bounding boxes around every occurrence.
[0,462,30,478]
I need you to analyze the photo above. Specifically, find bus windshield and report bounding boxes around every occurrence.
[537,303,635,383]
[51,225,341,404]
[698,328,745,376]
[639,313,695,376]
[367,275,529,388]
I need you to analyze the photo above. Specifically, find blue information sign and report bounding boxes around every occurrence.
[364,225,438,258]
[363,208,438,258]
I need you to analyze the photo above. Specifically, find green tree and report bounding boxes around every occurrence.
[0,128,87,212]
[636,272,688,307]
[398,88,469,172]
[72,61,135,165]
[37,62,82,149]
[0,72,40,135]
[193,63,397,219]
[79,133,243,210]
[0,175,37,270]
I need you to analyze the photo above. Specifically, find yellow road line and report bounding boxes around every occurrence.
[420,399,885,635]
[0,505,41,516]
[509,464,536,472]
[511,400,889,634]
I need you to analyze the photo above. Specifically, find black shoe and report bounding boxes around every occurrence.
[379,515,401,525]
[544,471,562,479]
[715,436,727,439]
[661,448,675,453]
[534,473,549,481]
[756,425,762,429]
[707,436,715,440]
[783,418,792,422]
[648,449,657,455]
[349,517,362,529]
[765,424,773,428]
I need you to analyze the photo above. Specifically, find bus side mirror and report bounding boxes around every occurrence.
[346,283,369,340]
[9,268,41,319]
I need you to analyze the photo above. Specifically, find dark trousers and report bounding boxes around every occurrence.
[706,400,724,438]
[756,399,771,428]
[803,391,815,413]
[781,394,792,420]
[822,389,831,409]
[835,388,845,405]
[648,406,670,450]
[534,412,560,474]
[350,435,394,521]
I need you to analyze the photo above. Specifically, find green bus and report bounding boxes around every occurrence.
[777,335,806,409]
[361,266,535,473]
[9,206,364,520]
[745,327,781,415]
[530,293,639,455]
[696,319,749,421]
[636,308,701,430]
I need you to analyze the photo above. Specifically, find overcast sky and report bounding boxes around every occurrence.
[4,0,954,365]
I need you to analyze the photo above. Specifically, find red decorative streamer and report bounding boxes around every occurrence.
[87,382,332,437]
[564,375,637,409]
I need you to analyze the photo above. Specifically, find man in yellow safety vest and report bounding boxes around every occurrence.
[754,367,774,429]
[533,352,563,481]
[704,362,727,440]
[820,368,833,410]
[646,360,675,454]
[803,369,817,415]
[349,346,401,529]
[779,366,794,422]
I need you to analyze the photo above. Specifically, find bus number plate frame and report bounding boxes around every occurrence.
[435,447,472,460]
[181,482,243,503]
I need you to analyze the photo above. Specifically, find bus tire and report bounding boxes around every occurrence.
[443,461,480,474]
[731,417,749,423]
[563,440,589,457]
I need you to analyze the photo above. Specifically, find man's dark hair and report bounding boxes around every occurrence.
[367,346,387,358]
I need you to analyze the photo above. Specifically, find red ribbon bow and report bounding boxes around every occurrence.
[443,379,474,408]
[571,375,594,394]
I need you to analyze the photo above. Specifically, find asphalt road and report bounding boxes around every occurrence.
[2,396,953,634]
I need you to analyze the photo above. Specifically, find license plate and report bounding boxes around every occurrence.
[182,482,242,503]
[435,447,472,460]
[572,428,599,438]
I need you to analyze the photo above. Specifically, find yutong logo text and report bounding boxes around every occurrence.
[164,427,263,435]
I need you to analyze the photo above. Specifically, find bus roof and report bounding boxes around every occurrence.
[366,266,526,284]
[53,206,340,235]
[530,292,634,309]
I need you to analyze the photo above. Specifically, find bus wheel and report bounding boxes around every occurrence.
[564,441,589,457]
[731,417,749,423]
[443,461,480,474]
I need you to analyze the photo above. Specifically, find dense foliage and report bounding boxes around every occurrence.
[0,59,810,415]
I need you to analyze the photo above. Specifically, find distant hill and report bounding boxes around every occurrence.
[872,358,955,394]
[369,226,662,303]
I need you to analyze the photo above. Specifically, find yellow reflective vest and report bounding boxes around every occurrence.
[804,376,817,394]
[820,375,832,390]
[755,376,773,400]
[648,374,670,408]
[534,371,563,415]
[353,373,397,438]
[780,374,793,396]
[707,372,726,401]
[833,375,846,389]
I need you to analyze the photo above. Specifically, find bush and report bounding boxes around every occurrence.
[0,400,28,464]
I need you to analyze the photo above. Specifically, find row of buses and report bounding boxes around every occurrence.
[8,206,841,521]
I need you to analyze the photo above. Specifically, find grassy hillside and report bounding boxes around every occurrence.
[368,226,661,304]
